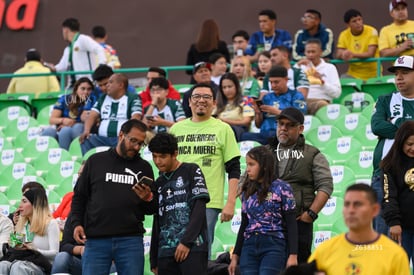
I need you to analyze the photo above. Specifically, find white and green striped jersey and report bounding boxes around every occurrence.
[92,93,142,137]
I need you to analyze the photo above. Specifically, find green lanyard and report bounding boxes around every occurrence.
[25,222,35,243]
[68,32,80,65]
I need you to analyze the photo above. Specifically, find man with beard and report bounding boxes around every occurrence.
[170,83,241,259]
[79,73,142,155]
[267,107,333,263]
[72,119,156,275]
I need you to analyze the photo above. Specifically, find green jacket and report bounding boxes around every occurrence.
[371,91,414,176]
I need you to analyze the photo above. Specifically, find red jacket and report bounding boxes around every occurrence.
[139,81,181,109]
[52,192,73,220]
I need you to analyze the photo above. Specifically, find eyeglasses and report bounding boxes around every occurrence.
[125,135,146,147]
[191,94,213,101]
[277,121,300,129]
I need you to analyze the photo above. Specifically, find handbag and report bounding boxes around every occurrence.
[1,243,51,274]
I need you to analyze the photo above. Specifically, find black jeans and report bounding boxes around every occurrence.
[157,251,208,275]
[297,220,313,263]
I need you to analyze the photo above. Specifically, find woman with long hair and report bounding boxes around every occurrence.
[185,19,230,81]
[0,186,59,274]
[256,51,272,88]
[381,120,414,273]
[214,73,254,141]
[42,77,95,150]
[228,146,298,275]
[230,55,261,98]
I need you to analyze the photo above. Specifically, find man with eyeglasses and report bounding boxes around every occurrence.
[292,9,334,61]
[72,119,156,275]
[79,73,142,155]
[182,62,219,118]
[267,107,333,263]
[143,77,185,133]
[170,83,241,260]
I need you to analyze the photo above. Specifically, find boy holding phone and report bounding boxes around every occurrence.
[148,132,210,275]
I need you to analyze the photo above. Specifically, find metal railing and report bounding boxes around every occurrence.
[0,57,397,91]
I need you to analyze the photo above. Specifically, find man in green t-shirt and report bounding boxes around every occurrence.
[170,83,241,258]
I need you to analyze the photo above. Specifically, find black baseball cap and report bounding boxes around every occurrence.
[276,107,304,124]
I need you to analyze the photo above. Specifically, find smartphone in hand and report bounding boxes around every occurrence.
[254,99,263,107]
[138,176,153,187]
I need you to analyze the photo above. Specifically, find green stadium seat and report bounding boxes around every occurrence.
[0,162,38,192]
[0,192,11,216]
[44,160,81,191]
[36,105,54,127]
[13,126,43,150]
[303,115,322,134]
[0,136,14,152]
[21,136,60,162]
[354,124,378,150]
[238,140,261,158]
[173,84,193,97]
[0,107,31,133]
[315,104,350,125]
[31,148,73,177]
[334,113,369,136]
[82,146,111,162]
[54,176,77,197]
[340,92,375,113]
[330,165,356,197]
[334,78,364,104]
[347,150,374,182]
[312,230,338,251]
[6,176,47,208]
[31,91,62,116]
[211,237,225,260]
[0,93,34,114]
[2,116,39,141]
[0,149,26,168]
[215,209,241,251]
[361,83,396,101]
[68,138,83,163]
[47,190,62,213]
[360,103,375,120]
[323,137,362,165]
[305,125,343,150]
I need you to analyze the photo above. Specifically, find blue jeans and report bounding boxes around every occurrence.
[240,131,275,145]
[206,208,220,260]
[402,229,414,273]
[82,236,144,275]
[239,234,287,275]
[51,251,82,275]
[371,175,389,236]
[42,123,84,150]
[80,134,118,155]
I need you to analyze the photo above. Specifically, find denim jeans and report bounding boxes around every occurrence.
[51,251,82,275]
[206,208,221,260]
[239,234,287,275]
[80,134,118,155]
[82,236,144,275]
[371,175,389,236]
[402,229,414,273]
[240,131,275,145]
[42,123,84,150]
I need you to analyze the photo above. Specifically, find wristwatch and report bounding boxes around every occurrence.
[307,209,318,221]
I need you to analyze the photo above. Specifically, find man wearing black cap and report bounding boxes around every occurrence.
[268,107,333,263]
[182,62,219,118]
[379,0,414,57]
[371,55,414,236]
[240,65,306,145]
[6,48,60,97]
